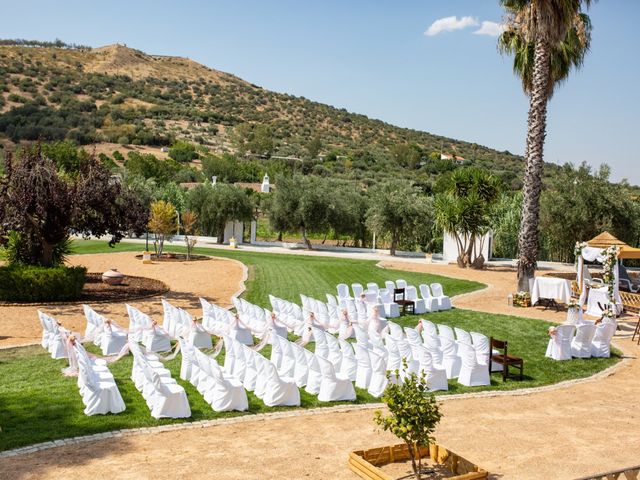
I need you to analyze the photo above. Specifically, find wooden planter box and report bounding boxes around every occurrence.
[349,443,487,480]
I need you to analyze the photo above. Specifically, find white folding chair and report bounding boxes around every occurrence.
[545,325,576,361]
[414,344,448,392]
[571,323,597,358]
[419,284,440,313]
[457,341,490,387]
[431,283,452,310]
[353,343,373,389]
[367,348,389,398]
[591,321,617,358]
[316,355,356,402]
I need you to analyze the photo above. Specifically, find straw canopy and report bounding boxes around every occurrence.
[587,231,628,248]
[586,231,640,259]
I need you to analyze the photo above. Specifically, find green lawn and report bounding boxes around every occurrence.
[66,239,483,305]
[0,240,620,451]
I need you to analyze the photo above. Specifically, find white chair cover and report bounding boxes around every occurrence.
[414,344,448,392]
[545,325,575,361]
[378,289,400,318]
[440,336,461,379]
[430,283,452,310]
[571,323,597,358]
[420,319,438,338]
[315,355,356,402]
[419,284,440,313]
[260,362,300,407]
[590,321,617,358]
[367,348,389,398]
[303,349,323,395]
[338,339,358,381]
[405,286,427,314]
[457,341,490,387]
[337,283,352,300]
[353,343,373,389]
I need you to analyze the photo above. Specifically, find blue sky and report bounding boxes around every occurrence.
[2,0,639,184]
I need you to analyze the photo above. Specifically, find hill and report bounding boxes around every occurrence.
[0,42,542,188]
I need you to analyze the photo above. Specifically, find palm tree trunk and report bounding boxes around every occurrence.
[517,37,551,292]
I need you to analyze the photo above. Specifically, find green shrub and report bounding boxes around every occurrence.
[0,265,87,302]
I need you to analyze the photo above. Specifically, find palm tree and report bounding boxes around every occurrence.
[498,0,594,292]
[434,168,500,268]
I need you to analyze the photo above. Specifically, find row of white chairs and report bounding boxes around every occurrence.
[83,305,128,355]
[200,297,253,345]
[351,323,450,391]
[271,333,356,402]
[545,320,616,361]
[38,310,69,359]
[234,297,288,339]
[130,341,191,418]
[179,338,248,412]
[162,299,212,348]
[362,318,496,388]
[126,304,172,352]
[269,294,307,335]
[74,341,126,416]
[223,335,301,406]
[337,281,452,318]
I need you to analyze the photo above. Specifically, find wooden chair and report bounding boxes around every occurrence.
[632,315,640,345]
[489,337,523,382]
[393,288,415,315]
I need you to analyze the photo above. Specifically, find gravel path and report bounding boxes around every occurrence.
[0,252,245,349]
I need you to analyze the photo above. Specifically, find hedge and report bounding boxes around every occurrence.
[0,265,87,302]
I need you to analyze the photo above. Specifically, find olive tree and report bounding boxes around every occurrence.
[365,180,433,256]
[186,182,254,243]
[267,175,331,249]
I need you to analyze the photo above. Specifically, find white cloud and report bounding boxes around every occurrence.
[424,16,478,37]
[473,21,505,37]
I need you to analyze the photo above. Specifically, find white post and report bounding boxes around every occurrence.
[250,220,257,244]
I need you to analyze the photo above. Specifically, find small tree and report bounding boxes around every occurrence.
[374,366,442,480]
[181,210,198,260]
[148,200,177,257]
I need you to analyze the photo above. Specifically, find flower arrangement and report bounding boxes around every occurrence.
[513,291,531,307]
[574,241,588,266]
[567,299,580,310]
[601,246,619,302]
[548,326,557,337]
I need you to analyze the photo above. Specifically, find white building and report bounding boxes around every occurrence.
[442,231,492,264]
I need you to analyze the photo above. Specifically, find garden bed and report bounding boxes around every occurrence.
[134,253,211,262]
[349,443,487,480]
[0,273,169,305]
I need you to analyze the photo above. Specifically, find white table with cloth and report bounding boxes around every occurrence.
[531,277,572,307]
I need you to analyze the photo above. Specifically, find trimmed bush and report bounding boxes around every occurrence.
[0,265,87,302]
